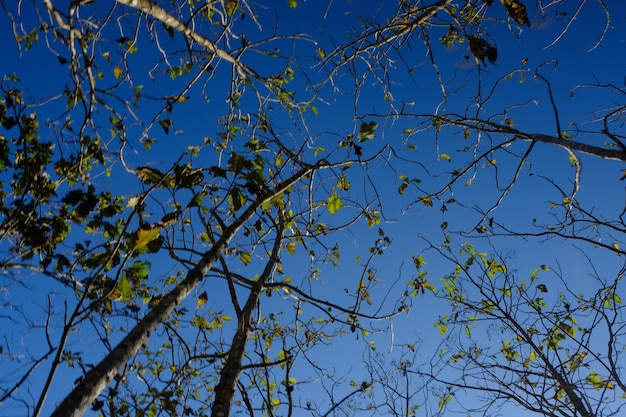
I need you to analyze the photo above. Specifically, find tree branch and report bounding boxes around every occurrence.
[50,164,319,417]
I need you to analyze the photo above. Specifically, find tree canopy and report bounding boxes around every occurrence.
[1,1,625,417]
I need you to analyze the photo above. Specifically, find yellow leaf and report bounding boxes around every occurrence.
[419,196,433,207]
[529,351,536,361]
[440,153,451,162]
[196,291,208,308]
[114,66,123,79]
[337,175,351,190]
[240,251,252,265]
[286,241,296,255]
[327,191,343,215]
[130,224,162,254]
[502,0,530,26]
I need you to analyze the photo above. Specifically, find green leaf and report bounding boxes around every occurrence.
[240,251,252,265]
[412,254,426,269]
[278,349,287,369]
[174,164,204,188]
[438,394,453,410]
[229,187,245,211]
[327,191,343,215]
[136,166,175,188]
[559,322,576,337]
[120,275,131,298]
[159,119,171,134]
[468,35,497,65]
[585,371,613,390]
[357,121,378,142]
[126,261,150,280]
[288,0,297,8]
[435,319,448,335]
[130,224,163,254]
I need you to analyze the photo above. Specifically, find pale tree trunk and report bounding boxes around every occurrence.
[211,215,285,417]
[50,166,315,417]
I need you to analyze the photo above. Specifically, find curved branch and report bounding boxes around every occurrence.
[443,115,626,162]
[115,0,261,82]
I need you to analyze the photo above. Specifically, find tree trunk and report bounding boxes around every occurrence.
[50,166,314,417]
[210,214,284,417]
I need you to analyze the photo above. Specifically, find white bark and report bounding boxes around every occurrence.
[50,165,317,417]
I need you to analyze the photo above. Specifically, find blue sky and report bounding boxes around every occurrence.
[1,1,626,416]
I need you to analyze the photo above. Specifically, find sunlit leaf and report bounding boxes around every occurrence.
[337,175,350,190]
[419,196,433,207]
[585,371,613,390]
[119,275,131,299]
[327,191,343,215]
[240,251,252,265]
[502,0,530,26]
[130,224,163,254]
[435,319,448,335]
[438,394,452,410]
[559,322,576,337]
[365,210,381,227]
[169,66,183,79]
[196,291,208,308]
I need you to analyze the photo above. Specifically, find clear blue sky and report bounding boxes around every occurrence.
[1,1,625,416]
